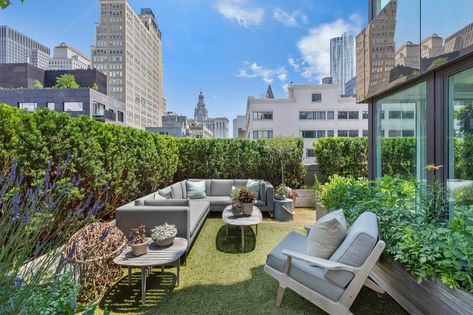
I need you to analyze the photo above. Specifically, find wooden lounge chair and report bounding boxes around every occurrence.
[264,212,385,315]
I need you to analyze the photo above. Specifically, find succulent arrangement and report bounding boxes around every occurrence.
[237,187,256,204]
[129,225,150,256]
[275,184,287,200]
[151,223,177,242]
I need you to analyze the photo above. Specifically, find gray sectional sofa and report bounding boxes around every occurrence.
[116,179,274,247]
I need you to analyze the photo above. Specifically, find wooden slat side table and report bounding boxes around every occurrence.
[113,237,188,304]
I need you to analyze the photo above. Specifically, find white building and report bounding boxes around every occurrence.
[48,43,91,70]
[239,83,368,164]
[330,32,355,96]
[193,90,229,138]
[233,115,247,138]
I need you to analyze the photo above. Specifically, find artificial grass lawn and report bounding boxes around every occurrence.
[98,209,407,315]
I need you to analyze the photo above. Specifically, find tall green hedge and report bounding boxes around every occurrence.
[0,105,306,219]
[174,137,305,188]
[314,137,417,181]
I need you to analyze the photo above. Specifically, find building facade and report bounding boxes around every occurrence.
[360,0,473,219]
[330,32,355,96]
[92,0,164,128]
[48,43,91,70]
[239,84,368,164]
[233,115,247,138]
[0,88,125,124]
[0,25,51,69]
[146,112,188,137]
[0,63,107,95]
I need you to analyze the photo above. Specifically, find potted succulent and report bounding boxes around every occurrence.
[230,187,243,216]
[151,222,178,247]
[237,187,256,216]
[275,183,287,200]
[128,225,151,256]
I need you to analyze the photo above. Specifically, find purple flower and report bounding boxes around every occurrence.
[65,153,72,166]
[21,209,30,225]
[100,228,110,241]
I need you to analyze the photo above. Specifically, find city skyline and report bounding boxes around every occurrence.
[0,0,367,130]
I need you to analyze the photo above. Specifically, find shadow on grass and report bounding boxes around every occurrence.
[215,225,256,253]
[99,271,177,313]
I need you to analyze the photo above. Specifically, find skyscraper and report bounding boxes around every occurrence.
[330,32,355,96]
[0,25,51,69]
[92,0,165,128]
[194,90,208,124]
[193,90,229,138]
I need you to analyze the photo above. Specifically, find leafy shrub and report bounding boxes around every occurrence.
[174,137,305,188]
[317,175,472,291]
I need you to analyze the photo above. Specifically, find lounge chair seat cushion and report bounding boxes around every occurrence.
[266,231,345,302]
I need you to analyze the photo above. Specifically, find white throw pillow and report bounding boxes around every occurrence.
[154,193,167,200]
[307,210,347,259]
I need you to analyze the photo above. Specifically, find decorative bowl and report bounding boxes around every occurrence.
[153,231,177,247]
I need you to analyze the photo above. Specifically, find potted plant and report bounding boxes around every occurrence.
[151,223,178,247]
[231,187,243,216]
[128,225,151,256]
[237,187,256,216]
[275,184,287,200]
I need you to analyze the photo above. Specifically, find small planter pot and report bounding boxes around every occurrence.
[232,205,243,216]
[274,194,286,201]
[315,201,328,221]
[131,238,151,256]
[241,202,253,216]
[153,232,177,247]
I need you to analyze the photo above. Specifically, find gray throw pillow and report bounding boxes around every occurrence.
[307,210,347,259]
[186,180,207,199]
[247,179,260,198]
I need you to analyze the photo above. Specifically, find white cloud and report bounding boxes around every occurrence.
[295,14,362,81]
[215,0,264,27]
[238,61,287,84]
[282,83,289,92]
[288,57,301,72]
[273,8,308,27]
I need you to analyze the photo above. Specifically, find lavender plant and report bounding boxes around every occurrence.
[0,159,106,314]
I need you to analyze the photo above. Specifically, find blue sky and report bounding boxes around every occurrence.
[0,0,367,126]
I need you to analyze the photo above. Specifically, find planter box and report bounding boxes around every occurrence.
[315,201,328,221]
[370,257,473,315]
[294,189,315,208]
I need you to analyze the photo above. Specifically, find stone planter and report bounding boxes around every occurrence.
[153,233,177,247]
[315,201,328,221]
[241,202,253,216]
[131,238,151,256]
[371,257,473,315]
[294,189,315,208]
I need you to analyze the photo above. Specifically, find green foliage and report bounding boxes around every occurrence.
[314,137,417,181]
[313,137,368,181]
[91,82,99,91]
[0,104,179,220]
[174,137,305,188]
[55,74,80,89]
[317,175,473,291]
[0,0,24,9]
[33,79,43,89]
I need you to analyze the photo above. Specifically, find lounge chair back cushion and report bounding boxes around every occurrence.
[211,179,234,196]
[171,182,184,199]
[325,211,379,288]
[307,210,347,259]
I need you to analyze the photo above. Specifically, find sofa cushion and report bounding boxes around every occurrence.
[158,186,173,199]
[189,199,210,235]
[307,210,347,259]
[325,212,379,288]
[206,196,232,206]
[254,199,265,207]
[266,232,345,302]
[154,193,167,200]
[135,191,159,206]
[233,179,248,187]
[260,181,267,203]
[247,179,261,197]
[186,180,207,199]
[171,182,183,199]
[188,179,211,196]
[211,179,233,196]
[143,199,190,207]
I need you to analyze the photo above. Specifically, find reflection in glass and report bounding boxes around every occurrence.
[357,0,421,101]
[375,81,426,179]
[421,0,473,72]
[448,67,473,215]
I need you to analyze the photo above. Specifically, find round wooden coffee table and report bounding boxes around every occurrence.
[222,205,262,251]
[113,237,188,304]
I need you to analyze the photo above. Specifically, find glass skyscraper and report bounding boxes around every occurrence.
[330,32,355,96]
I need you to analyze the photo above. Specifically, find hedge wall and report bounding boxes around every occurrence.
[314,137,417,181]
[0,105,305,219]
[174,137,305,188]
